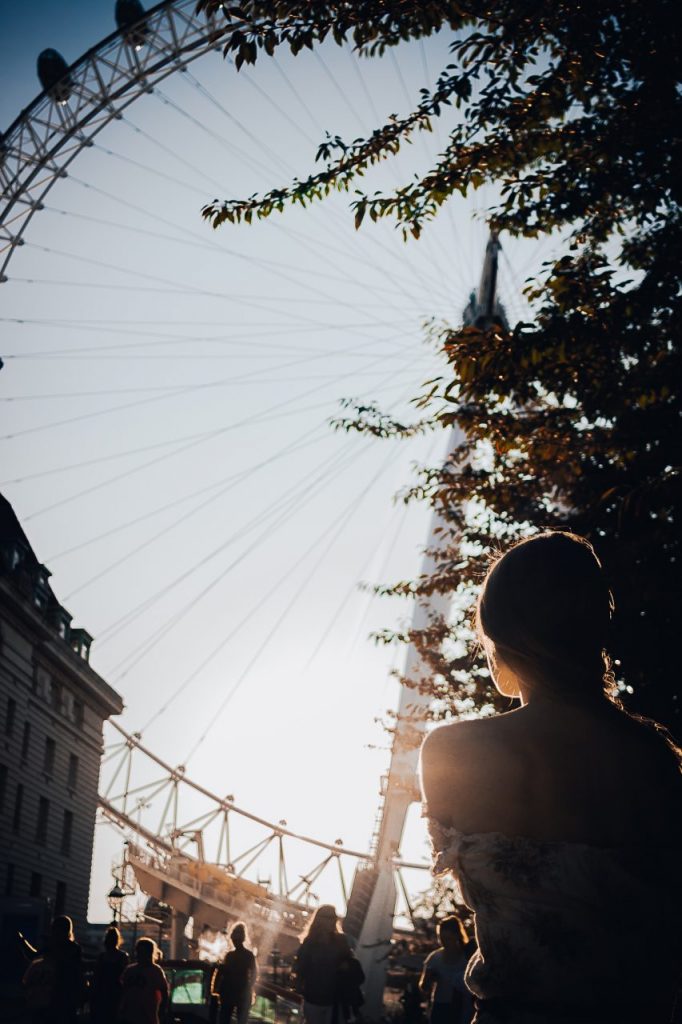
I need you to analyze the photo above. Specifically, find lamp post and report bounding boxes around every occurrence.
[107,881,126,924]
[270,947,280,986]
[107,874,135,929]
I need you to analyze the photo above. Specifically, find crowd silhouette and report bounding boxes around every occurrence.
[20,921,170,1024]
[13,905,369,1024]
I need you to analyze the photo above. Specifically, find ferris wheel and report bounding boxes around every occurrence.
[1,0,551,1009]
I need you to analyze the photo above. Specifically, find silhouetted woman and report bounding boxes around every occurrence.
[215,922,257,1024]
[90,925,128,1023]
[421,532,682,1024]
[119,938,168,1024]
[294,905,358,1024]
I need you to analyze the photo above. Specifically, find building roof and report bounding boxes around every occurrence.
[0,493,122,718]
[0,491,43,569]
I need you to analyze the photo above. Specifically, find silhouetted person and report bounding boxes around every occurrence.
[215,922,257,1024]
[91,925,129,1023]
[294,905,362,1024]
[400,970,425,1024]
[420,917,472,1024]
[22,915,83,1024]
[119,937,169,1024]
[421,531,682,1023]
[399,970,425,1019]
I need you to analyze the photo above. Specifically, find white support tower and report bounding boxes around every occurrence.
[348,233,507,1018]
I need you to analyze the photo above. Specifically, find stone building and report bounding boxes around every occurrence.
[0,494,123,939]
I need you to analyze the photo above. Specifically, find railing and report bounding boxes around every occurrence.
[127,843,310,933]
[251,981,302,1024]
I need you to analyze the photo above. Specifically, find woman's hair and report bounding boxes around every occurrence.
[230,922,246,946]
[135,937,156,964]
[476,531,614,697]
[299,904,341,943]
[438,915,468,947]
[104,926,122,950]
[51,915,74,943]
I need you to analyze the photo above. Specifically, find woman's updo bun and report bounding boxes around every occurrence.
[477,531,614,695]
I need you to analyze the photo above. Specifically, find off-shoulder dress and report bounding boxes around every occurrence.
[426,813,681,1024]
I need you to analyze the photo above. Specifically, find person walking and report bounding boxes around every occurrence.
[421,531,682,1023]
[90,925,129,1023]
[293,905,362,1024]
[118,938,169,1024]
[215,922,258,1024]
[420,917,472,1024]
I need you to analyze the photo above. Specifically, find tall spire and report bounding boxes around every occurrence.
[462,230,508,330]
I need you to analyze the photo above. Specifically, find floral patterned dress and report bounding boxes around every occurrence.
[426,815,681,1024]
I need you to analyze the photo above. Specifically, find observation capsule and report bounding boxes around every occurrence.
[37,49,72,104]
[115,0,148,49]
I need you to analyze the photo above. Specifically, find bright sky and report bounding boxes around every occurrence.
[1,1,552,926]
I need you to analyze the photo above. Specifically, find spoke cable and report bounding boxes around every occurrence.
[181,435,402,763]
[62,426,331,599]
[64,170,446,311]
[101,362,416,673]
[39,204,419,306]
[2,325,414,444]
[104,436,365,669]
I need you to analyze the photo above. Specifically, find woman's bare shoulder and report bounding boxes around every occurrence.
[421,713,515,765]
[420,716,514,829]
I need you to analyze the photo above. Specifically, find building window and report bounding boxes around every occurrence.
[67,753,79,790]
[29,872,42,898]
[5,697,16,737]
[55,880,66,915]
[35,666,53,706]
[70,629,92,662]
[43,737,56,775]
[21,721,31,760]
[4,542,23,572]
[5,863,14,897]
[0,763,7,813]
[61,810,73,856]
[36,797,50,845]
[12,783,23,833]
[63,690,75,722]
[73,701,84,728]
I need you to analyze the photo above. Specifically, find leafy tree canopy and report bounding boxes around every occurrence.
[198,0,681,733]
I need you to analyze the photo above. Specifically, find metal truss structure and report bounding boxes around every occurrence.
[100,721,427,953]
[0,0,228,281]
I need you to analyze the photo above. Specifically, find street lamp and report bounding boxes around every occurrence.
[107,881,126,924]
[270,947,281,986]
